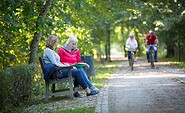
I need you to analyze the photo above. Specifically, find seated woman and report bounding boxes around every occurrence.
[58,34,99,94]
[43,35,99,97]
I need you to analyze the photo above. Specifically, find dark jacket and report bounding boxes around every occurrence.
[43,63,55,80]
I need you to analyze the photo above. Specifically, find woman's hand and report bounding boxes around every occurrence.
[85,65,90,69]
[58,63,70,67]
[64,63,70,66]
[72,66,77,70]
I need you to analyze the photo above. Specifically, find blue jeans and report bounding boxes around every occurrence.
[127,51,136,59]
[77,68,93,87]
[146,46,157,61]
[61,69,88,89]
[146,51,157,61]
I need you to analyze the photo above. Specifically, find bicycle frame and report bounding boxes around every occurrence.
[126,46,136,71]
[128,51,135,71]
[148,45,155,69]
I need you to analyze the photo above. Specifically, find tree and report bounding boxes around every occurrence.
[29,0,52,64]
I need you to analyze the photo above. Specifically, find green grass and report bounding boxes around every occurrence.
[90,61,121,89]
[160,57,185,68]
[57,107,94,113]
[170,62,185,68]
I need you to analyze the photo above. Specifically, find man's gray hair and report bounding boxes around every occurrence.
[149,30,153,34]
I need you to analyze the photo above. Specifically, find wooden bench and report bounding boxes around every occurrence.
[39,57,74,102]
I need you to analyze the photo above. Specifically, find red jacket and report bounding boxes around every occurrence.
[58,47,82,65]
[145,34,158,45]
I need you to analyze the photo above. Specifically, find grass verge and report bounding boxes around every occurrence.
[57,107,94,113]
[160,57,185,68]
[90,60,121,89]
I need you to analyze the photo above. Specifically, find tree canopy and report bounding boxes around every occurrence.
[1,0,185,69]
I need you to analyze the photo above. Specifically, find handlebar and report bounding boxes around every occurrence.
[126,47,136,52]
[146,44,157,47]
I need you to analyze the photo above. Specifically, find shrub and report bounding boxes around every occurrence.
[0,69,14,111]
[0,64,36,112]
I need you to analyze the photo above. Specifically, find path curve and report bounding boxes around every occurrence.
[95,59,185,113]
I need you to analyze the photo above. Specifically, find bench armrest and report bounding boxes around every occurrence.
[54,66,73,71]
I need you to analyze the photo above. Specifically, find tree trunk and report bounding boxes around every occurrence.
[29,0,52,64]
[166,44,175,58]
[105,24,111,62]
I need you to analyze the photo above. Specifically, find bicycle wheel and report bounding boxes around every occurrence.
[130,55,134,71]
[131,63,134,71]
[150,53,155,69]
[128,58,131,66]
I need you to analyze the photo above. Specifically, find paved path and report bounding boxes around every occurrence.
[95,59,185,113]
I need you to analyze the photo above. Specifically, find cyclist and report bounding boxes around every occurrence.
[126,33,138,62]
[145,30,158,62]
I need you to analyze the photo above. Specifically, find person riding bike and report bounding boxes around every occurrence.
[126,33,138,62]
[145,30,158,62]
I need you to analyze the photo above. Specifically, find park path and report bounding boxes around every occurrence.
[95,59,185,113]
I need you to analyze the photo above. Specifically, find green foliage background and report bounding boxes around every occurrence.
[1,0,185,68]
[0,0,185,112]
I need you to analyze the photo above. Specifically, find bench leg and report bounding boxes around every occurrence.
[68,70,74,99]
[52,84,55,93]
[45,81,49,102]
[51,84,56,98]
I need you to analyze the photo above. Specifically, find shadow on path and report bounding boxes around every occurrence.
[95,59,185,113]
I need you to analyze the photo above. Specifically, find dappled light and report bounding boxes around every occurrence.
[97,59,185,113]
[103,63,122,68]
[1,0,185,112]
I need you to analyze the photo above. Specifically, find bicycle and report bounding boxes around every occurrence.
[148,45,155,69]
[127,47,136,71]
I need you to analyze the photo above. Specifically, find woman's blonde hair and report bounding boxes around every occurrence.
[129,33,134,37]
[66,34,78,44]
[46,35,58,50]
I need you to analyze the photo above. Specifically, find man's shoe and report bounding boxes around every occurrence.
[148,61,151,63]
[155,60,158,62]
[74,92,82,97]
[89,85,99,92]
[87,90,99,96]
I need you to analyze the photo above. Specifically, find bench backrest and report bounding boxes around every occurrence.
[81,56,95,76]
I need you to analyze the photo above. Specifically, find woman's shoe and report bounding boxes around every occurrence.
[74,92,82,97]
[86,90,99,96]
[89,85,99,92]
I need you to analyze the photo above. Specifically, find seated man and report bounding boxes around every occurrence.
[145,30,158,62]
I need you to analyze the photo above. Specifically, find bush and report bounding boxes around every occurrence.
[0,64,36,112]
[0,69,13,111]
